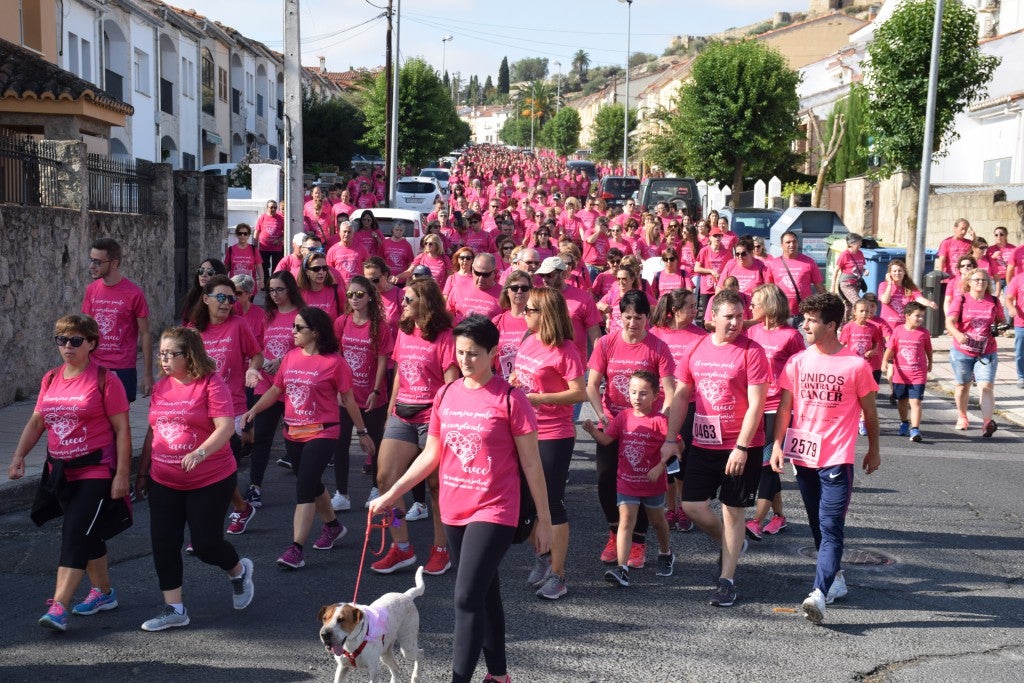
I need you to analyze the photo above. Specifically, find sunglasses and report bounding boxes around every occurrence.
[307,265,330,273]
[524,307,540,315]
[158,350,185,360]
[473,270,494,278]
[236,231,250,236]
[403,295,416,305]
[292,324,310,332]
[346,291,367,299]
[662,256,677,262]
[508,284,532,293]
[211,293,237,304]
[88,258,110,267]
[196,268,217,277]
[458,255,473,260]
[55,335,87,348]
[735,251,749,257]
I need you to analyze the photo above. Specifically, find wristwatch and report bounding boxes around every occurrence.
[356,429,369,437]
[734,445,749,453]
[196,448,207,459]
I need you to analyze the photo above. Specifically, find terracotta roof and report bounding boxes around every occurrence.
[754,11,868,41]
[322,68,381,90]
[0,38,134,116]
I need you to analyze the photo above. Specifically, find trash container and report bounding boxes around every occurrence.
[861,247,938,298]
[922,270,946,337]
[824,234,847,289]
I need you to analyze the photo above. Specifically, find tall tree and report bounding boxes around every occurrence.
[589,103,637,163]
[541,106,582,157]
[483,75,494,100]
[571,49,591,82]
[302,90,366,168]
[864,0,999,178]
[674,40,801,195]
[511,57,549,83]
[360,57,468,167]
[641,105,688,175]
[826,84,869,183]
[497,57,510,94]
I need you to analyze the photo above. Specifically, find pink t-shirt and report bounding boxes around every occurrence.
[326,243,369,285]
[766,255,824,314]
[256,309,299,395]
[513,334,584,440]
[987,243,1015,280]
[352,228,383,257]
[492,311,529,381]
[36,364,128,477]
[302,285,342,319]
[235,304,266,348]
[334,314,394,405]
[273,349,353,441]
[582,229,610,267]
[148,373,236,490]
[653,269,689,298]
[836,249,866,278]
[448,282,502,323]
[878,280,920,329]
[82,277,149,370]
[560,284,602,364]
[606,410,669,497]
[839,320,885,372]
[719,258,769,295]
[745,324,806,412]
[1005,273,1024,326]
[225,243,262,281]
[887,325,932,384]
[411,252,451,289]
[382,239,415,275]
[199,316,261,415]
[678,336,771,450]
[938,236,973,274]
[255,212,285,252]
[777,346,878,468]
[591,271,617,300]
[600,288,657,338]
[430,376,538,527]
[649,324,708,377]
[392,327,457,421]
[464,229,496,255]
[378,286,403,330]
[946,293,1001,356]
[588,332,675,419]
[696,245,731,294]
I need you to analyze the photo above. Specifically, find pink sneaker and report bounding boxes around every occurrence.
[626,542,646,569]
[599,531,617,564]
[276,543,305,569]
[676,508,694,532]
[226,503,256,535]
[763,515,787,535]
[745,518,763,541]
[312,523,346,550]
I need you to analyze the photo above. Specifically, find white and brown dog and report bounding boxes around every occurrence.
[318,565,425,683]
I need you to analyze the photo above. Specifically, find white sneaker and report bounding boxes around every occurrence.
[331,491,351,511]
[405,501,429,521]
[364,487,379,509]
[802,588,826,624]
[826,570,848,605]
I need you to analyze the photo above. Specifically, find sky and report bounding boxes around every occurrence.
[177,0,806,80]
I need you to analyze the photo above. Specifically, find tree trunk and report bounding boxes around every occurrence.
[732,161,745,206]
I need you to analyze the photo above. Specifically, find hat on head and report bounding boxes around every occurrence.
[411,265,433,279]
[536,256,568,275]
[709,226,724,236]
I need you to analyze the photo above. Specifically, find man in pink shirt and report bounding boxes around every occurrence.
[765,231,825,318]
[447,253,502,323]
[325,222,369,286]
[770,292,880,625]
[82,237,153,400]
[463,212,497,257]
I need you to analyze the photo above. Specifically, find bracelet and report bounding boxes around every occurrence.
[734,445,749,453]
[356,429,369,436]
[369,389,379,395]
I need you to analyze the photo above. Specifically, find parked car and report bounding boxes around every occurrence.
[392,176,443,213]
[598,176,640,207]
[418,167,451,196]
[635,177,702,220]
[350,153,385,174]
[719,207,784,245]
[350,208,424,253]
[567,160,598,182]
[768,207,848,269]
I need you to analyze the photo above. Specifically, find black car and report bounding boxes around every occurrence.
[635,177,702,220]
[598,176,640,207]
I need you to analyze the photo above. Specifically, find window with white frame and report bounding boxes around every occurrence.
[134,48,150,95]
[68,32,79,75]
[181,56,195,98]
[81,38,92,82]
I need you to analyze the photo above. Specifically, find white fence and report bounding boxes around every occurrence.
[697,176,783,212]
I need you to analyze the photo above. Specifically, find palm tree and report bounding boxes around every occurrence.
[572,50,591,82]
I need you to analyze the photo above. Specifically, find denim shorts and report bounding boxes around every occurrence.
[617,492,666,508]
[949,347,997,385]
[892,383,926,400]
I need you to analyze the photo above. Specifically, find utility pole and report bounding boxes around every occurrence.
[283,0,303,250]
[387,0,401,204]
[384,0,393,206]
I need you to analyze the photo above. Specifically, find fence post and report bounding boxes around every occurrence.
[753,179,766,209]
[721,185,732,209]
[696,180,708,216]
[768,176,782,205]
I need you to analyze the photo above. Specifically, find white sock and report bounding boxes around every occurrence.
[168,603,185,614]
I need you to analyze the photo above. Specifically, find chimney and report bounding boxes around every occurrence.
[318,55,326,74]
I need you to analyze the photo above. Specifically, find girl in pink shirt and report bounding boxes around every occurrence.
[878,259,936,329]
[136,326,253,631]
[652,247,691,298]
[11,314,130,631]
[243,307,374,570]
[225,223,262,288]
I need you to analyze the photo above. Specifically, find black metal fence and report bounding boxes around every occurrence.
[0,129,65,207]
[87,154,157,214]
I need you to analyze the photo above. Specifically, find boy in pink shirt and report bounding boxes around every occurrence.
[881,302,932,442]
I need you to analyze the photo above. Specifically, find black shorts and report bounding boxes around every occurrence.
[682,445,761,508]
[756,465,782,501]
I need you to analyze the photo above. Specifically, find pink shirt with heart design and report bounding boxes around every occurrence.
[198,316,262,415]
[148,373,236,490]
[333,314,394,405]
[588,332,675,419]
[491,311,529,381]
[82,277,150,370]
[606,409,669,497]
[273,348,353,441]
[392,327,457,422]
[513,334,584,440]
[839,320,885,372]
[745,324,807,412]
[256,309,298,395]
[302,285,342,319]
[886,324,931,384]
[677,335,771,450]
[946,293,1001,357]
[382,238,415,277]
[36,362,128,479]
[429,376,537,528]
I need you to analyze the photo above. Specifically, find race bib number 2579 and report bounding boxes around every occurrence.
[783,428,821,466]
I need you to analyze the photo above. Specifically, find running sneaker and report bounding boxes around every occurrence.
[330,491,351,512]
[983,419,998,438]
[38,599,67,632]
[364,486,380,509]
[231,558,255,610]
[858,420,867,436]
[675,508,694,532]
[312,523,346,550]
[276,544,305,569]
[626,542,647,569]
[483,674,513,682]
[527,553,552,588]
[802,588,826,624]
[536,573,568,600]
[604,565,629,587]
[243,485,262,509]
[371,543,417,574]
[424,545,451,575]
[826,570,848,605]
[599,530,618,564]
[141,604,190,631]
[226,503,256,535]
[405,501,429,521]
[72,587,118,616]
[655,552,675,577]
[909,427,922,443]
[955,415,969,430]
[763,515,787,535]
[275,457,294,470]
[665,508,678,529]
[898,421,910,437]
[709,578,736,607]
[745,519,763,541]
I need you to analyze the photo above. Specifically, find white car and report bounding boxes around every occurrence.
[393,176,443,213]
[349,208,424,254]
[418,168,451,196]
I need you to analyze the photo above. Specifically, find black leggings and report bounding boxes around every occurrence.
[538,437,574,526]
[334,404,387,494]
[260,250,278,288]
[445,522,515,683]
[148,474,240,591]
[58,478,111,569]
[596,438,648,542]
[286,437,335,504]
[249,400,285,487]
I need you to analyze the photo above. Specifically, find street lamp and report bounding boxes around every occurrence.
[618,0,632,174]
[553,60,561,113]
[441,35,453,99]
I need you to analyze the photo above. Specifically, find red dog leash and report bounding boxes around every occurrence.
[351,507,405,604]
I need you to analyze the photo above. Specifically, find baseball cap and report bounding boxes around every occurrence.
[411,265,433,279]
[709,226,724,236]
[536,256,568,275]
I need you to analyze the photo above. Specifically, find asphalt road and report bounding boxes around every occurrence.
[1,393,1023,682]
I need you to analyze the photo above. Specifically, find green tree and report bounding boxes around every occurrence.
[360,57,468,167]
[674,40,801,195]
[302,89,366,168]
[826,84,869,182]
[498,116,531,147]
[572,49,591,82]
[641,105,688,175]
[483,75,494,101]
[864,0,999,178]
[541,106,582,157]
[589,103,638,163]
[511,57,548,83]
[497,57,510,94]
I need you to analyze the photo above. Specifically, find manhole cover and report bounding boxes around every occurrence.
[797,545,896,566]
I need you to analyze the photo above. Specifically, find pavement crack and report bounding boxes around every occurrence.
[854,644,1023,681]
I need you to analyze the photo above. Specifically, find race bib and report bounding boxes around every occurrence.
[499,352,516,380]
[692,413,723,446]
[961,333,987,355]
[783,428,822,466]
